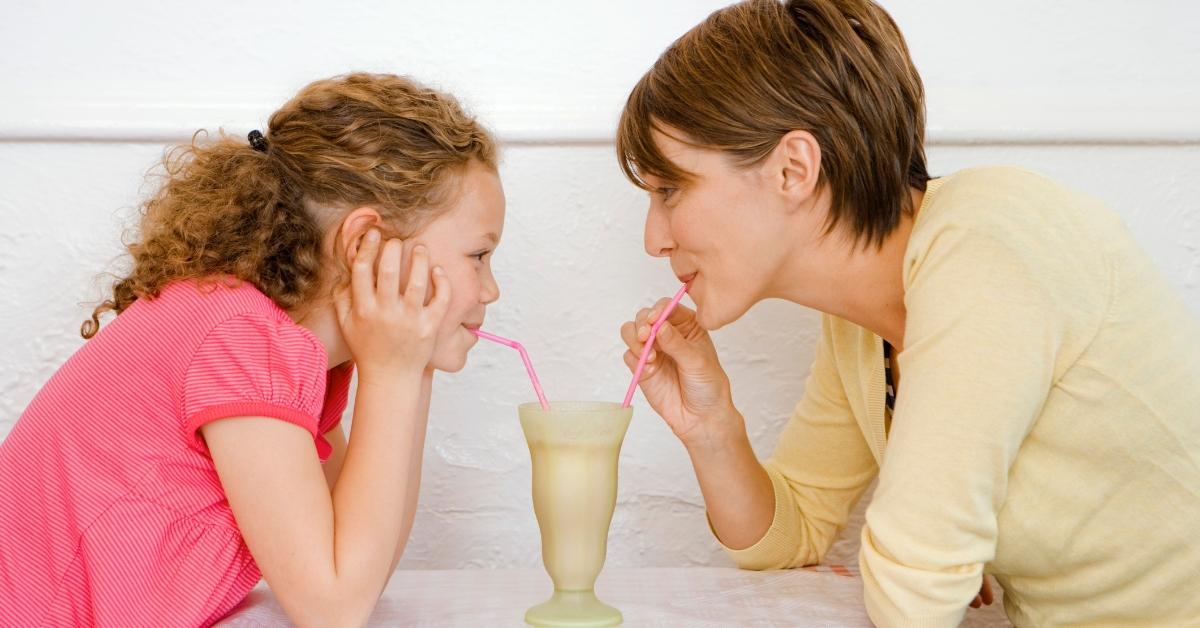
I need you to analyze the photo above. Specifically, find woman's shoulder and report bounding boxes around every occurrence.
[919,166,1115,231]
[936,164,1055,191]
[904,166,1116,337]
[922,166,1074,225]
[912,165,1120,260]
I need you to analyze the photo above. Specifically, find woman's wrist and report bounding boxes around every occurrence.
[681,403,747,458]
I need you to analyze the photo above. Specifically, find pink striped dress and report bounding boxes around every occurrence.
[0,279,353,627]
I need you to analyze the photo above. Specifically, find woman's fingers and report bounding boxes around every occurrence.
[620,320,640,353]
[622,349,657,378]
[970,576,994,609]
[625,316,661,362]
[634,307,652,340]
[980,576,994,605]
[640,296,693,339]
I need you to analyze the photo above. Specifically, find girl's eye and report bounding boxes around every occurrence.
[471,250,491,262]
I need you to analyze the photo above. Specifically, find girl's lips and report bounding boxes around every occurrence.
[677,272,697,284]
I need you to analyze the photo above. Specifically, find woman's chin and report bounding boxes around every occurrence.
[694,299,724,331]
[696,308,721,331]
[695,296,747,332]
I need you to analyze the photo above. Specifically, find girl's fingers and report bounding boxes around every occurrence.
[426,265,452,319]
[333,283,351,322]
[351,230,381,307]
[404,246,430,308]
[376,238,404,303]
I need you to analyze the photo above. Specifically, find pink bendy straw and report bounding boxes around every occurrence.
[623,283,690,408]
[472,330,551,410]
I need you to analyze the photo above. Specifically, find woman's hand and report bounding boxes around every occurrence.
[970,575,995,609]
[334,229,451,382]
[620,298,741,450]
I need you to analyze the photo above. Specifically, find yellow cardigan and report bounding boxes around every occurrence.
[721,167,1200,627]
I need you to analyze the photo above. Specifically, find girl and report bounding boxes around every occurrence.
[616,1,1200,626]
[0,72,505,627]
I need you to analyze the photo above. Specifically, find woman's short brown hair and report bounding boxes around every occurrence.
[616,0,929,248]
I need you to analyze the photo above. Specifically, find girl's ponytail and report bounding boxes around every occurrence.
[83,72,496,338]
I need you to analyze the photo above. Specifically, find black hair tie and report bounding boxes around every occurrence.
[248,130,269,153]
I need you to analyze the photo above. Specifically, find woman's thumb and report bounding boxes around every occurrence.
[654,320,693,363]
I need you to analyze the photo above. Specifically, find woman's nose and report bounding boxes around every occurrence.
[644,203,674,258]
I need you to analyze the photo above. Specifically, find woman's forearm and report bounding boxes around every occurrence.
[686,406,776,550]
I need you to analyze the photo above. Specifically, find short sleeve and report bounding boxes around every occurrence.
[317,362,354,437]
[311,362,354,459]
[181,313,330,457]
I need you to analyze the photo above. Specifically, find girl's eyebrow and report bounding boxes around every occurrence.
[481,232,498,244]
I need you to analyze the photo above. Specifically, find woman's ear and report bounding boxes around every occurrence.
[338,207,382,264]
[776,130,822,212]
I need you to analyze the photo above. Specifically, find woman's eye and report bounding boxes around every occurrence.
[656,187,677,201]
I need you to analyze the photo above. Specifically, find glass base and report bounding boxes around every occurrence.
[525,590,622,627]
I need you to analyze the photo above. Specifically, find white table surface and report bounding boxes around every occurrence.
[214,565,1012,627]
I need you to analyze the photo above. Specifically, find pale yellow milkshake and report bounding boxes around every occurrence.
[519,401,632,627]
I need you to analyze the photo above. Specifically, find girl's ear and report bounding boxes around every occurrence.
[338,207,383,265]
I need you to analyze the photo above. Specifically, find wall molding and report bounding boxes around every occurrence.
[3,100,1198,146]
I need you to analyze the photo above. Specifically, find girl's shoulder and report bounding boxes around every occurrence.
[105,276,323,372]
[145,277,291,328]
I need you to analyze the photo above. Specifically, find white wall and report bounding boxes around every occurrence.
[2,1,1198,570]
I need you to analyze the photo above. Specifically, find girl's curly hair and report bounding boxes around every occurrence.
[82,72,496,338]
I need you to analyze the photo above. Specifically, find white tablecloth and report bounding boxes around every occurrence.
[215,566,1011,627]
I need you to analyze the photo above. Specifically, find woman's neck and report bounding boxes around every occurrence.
[778,188,924,351]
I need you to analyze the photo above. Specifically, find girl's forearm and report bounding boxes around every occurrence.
[389,369,434,572]
[327,369,428,604]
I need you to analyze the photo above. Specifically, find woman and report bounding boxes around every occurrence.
[616,1,1200,626]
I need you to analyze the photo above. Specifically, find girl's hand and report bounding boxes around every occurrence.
[620,298,741,451]
[334,229,451,381]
